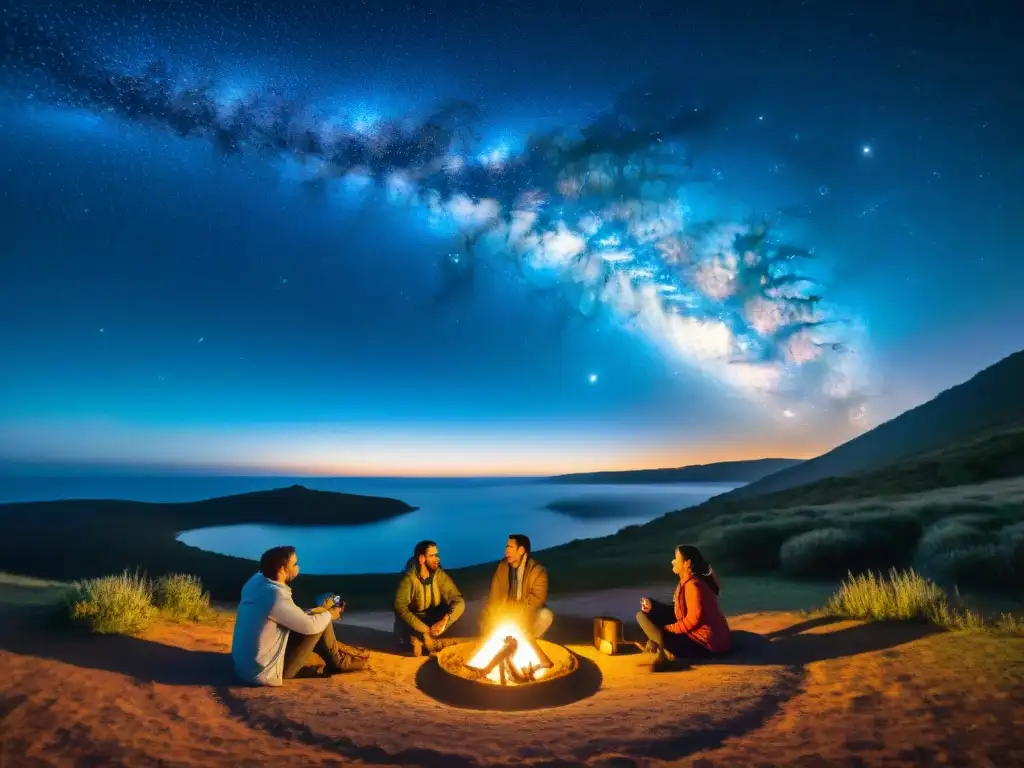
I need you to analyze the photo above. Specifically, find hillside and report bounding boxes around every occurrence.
[675,421,1024,524]
[730,349,1024,499]
[548,457,802,484]
[534,415,1024,595]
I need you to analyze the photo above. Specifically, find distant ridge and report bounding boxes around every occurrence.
[548,457,803,484]
[731,349,1024,499]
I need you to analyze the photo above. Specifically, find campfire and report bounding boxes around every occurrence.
[465,621,553,686]
[425,625,586,710]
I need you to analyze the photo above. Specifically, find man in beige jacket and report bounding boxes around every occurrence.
[484,533,554,638]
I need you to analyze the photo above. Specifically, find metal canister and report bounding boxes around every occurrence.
[592,616,623,654]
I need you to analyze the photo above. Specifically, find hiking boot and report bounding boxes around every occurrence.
[293,665,328,679]
[327,651,370,674]
[652,646,677,670]
[410,636,425,658]
[431,637,463,653]
[634,640,658,654]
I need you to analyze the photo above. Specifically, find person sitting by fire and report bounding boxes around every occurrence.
[393,539,466,656]
[484,533,554,638]
[231,545,369,685]
[635,544,731,667]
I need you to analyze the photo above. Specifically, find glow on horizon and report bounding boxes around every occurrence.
[0,418,832,477]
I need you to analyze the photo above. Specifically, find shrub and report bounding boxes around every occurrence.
[914,502,995,526]
[154,573,211,622]
[698,519,816,573]
[791,508,822,518]
[840,511,923,567]
[915,520,991,562]
[823,568,988,630]
[928,545,1014,590]
[999,522,1024,576]
[780,528,869,579]
[69,569,155,635]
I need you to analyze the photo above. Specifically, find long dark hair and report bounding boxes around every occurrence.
[677,544,720,595]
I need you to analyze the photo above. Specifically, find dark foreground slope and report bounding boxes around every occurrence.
[730,350,1024,499]
[548,457,802,484]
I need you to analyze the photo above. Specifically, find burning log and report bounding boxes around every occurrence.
[472,635,518,682]
[465,622,556,686]
[467,635,546,686]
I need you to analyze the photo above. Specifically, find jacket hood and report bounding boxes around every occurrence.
[240,571,289,606]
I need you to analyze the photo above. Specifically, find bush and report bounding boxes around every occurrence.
[916,520,991,562]
[1000,522,1024,576]
[914,502,995,526]
[840,511,923,567]
[69,569,155,635]
[914,520,1023,592]
[154,573,211,622]
[928,545,1014,589]
[698,519,816,573]
[780,528,869,579]
[823,568,988,630]
[791,508,822,518]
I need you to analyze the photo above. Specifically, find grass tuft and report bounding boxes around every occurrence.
[69,569,156,635]
[154,573,212,622]
[823,567,1021,634]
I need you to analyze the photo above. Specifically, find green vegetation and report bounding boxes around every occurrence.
[70,569,156,635]
[542,426,1024,600]
[154,573,213,622]
[714,421,1024,512]
[68,570,216,635]
[822,568,1023,634]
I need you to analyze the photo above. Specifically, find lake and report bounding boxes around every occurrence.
[0,475,738,575]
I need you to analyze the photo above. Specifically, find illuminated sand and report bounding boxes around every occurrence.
[1,595,1021,767]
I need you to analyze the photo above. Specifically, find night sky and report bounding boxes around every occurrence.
[1,0,1021,476]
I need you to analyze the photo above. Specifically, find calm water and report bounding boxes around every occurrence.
[0,475,737,577]
[0,474,736,574]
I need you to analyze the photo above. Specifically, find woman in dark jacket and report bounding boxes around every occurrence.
[636,544,731,666]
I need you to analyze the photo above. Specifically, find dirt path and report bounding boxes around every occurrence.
[0,592,1022,767]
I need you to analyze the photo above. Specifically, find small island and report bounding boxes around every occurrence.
[546,497,675,519]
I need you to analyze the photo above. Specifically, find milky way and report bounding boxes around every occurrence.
[2,11,873,421]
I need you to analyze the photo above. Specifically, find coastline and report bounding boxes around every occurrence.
[0,485,425,607]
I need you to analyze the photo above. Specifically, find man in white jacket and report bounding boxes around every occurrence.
[231,545,368,686]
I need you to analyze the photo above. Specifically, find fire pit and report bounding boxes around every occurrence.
[416,621,599,711]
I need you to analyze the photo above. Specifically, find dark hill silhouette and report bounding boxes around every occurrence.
[0,484,415,529]
[548,458,802,484]
[0,486,417,603]
[666,421,1024,529]
[730,349,1024,499]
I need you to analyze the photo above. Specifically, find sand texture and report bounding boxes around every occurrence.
[1,593,1022,767]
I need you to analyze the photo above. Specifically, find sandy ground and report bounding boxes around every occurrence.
[1,584,1022,767]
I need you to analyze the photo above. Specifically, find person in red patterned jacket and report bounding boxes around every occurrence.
[635,544,731,667]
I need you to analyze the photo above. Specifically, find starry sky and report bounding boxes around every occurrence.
[0,0,1021,476]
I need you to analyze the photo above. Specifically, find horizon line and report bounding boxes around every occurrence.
[0,454,806,479]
